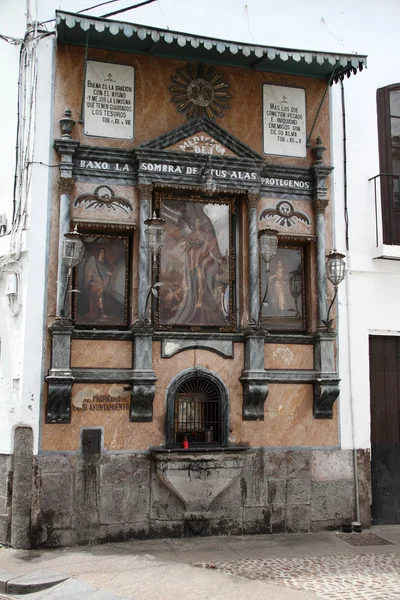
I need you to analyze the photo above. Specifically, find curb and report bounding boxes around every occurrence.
[0,570,69,595]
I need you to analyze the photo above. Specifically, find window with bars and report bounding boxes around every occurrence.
[166,370,228,449]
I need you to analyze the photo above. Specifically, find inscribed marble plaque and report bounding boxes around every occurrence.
[263,84,306,158]
[84,61,134,139]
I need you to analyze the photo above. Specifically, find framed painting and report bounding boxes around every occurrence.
[73,234,129,327]
[260,246,306,330]
[154,193,236,331]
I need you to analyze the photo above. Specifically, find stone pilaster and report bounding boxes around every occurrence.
[54,119,80,317]
[311,148,338,419]
[240,329,268,421]
[131,325,157,422]
[46,320,74,423]
[246,191,261,326]
[138,184,153,322]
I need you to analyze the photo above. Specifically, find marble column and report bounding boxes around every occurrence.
[247,191,261,326]
[315,199,329,325]
[240,191,269,420]
[56,177,75,316]
[312,146,339,419]
[137,183,153,322]
[48,113,79,423]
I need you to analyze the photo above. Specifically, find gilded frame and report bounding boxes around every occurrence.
[73,233,130,328]
[154,191,236,332]
[260,244,306,331]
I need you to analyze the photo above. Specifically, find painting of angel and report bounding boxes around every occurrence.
[261,246,305,330]
[158,198,231,328]
[74,235,129,327]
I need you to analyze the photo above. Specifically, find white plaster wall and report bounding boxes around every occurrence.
[0,1,54,454]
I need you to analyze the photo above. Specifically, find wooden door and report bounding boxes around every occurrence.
[369,336,400,523]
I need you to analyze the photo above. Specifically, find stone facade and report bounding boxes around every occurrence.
[16,448,368,548]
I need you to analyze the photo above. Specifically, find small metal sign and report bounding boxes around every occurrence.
[84,61,134,140]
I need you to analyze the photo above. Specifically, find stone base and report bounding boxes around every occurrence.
[0,454,11,545]
[1,448,373,548]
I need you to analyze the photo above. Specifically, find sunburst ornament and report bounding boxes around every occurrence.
[170,63,230,120]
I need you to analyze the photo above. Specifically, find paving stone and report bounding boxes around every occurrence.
[196,552,400,600]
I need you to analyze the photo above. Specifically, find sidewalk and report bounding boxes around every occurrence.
[0,525,399,600]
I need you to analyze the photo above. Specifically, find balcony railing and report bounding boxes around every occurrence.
[368,173,400,247]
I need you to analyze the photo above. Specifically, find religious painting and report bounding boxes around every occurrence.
[260,246,305,330]
[74,235,129,327]
[155,194,235,330]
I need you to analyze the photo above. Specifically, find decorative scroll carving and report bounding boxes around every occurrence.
[242,378,269,421]
[130,380,156,422]
[313,381,340,419]
[46,377,73,424]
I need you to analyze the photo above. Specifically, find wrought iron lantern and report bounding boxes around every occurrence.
[326,250,346,287]
[258,227,279,265]
[144,212,166,255]
[323,250,346,331]
[60,226,85,318]
[258,227,279,326]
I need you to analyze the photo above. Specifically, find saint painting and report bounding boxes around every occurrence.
[158,198,232,328]
[261,246,305,330]
[74,235,128,327]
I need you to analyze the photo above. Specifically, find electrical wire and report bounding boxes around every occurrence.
[102,0,158,18]
[77,0,124,13]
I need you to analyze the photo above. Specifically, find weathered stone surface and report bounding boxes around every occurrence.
[210,514,243,537]
[41,473,73,529]
[357,448,371,528]
[150,471,185,521]
[285,505,311,532]
[0,455,11,515]
[36,454,72,473]
[268,479,288,505]
[11,427,33,549]
[286,479,311,505]
[242,449,267,507]
[6,571,68,595]
[99,484,149,525]
[285,450,312,478]
[311,480,355,521]
[242,507,270,534]
[100,454,150,486]
[209,476,244,517]
[270,505,286,533]
[311,449,353,481]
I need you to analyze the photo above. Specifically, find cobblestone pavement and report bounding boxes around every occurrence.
[196,552,400,600]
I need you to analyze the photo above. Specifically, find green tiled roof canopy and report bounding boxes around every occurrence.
[56,11,366,83]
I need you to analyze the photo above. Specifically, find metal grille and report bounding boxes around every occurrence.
[174,378,220,446]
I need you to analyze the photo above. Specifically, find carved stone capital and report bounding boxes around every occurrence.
[138,183,153,202]
[58,177,75,195]
[314,199,329,215]
[313,381,340,419]
[247,191,260,209]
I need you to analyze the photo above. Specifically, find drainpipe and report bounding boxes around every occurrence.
[340,80,361,525]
